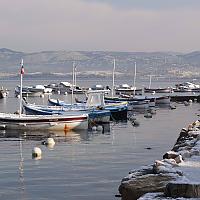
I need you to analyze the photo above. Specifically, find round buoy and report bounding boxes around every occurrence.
[46,138,55,148]
[170,104,176,110]
[189,99,193,104]
[144,113,152,118]
[17,94,20,98]
[40,94,44,98]
[184,101,190,106]
[149,109,156,115]
[96,125,103,132]
[57,90,61,94]
[92,126,97,132]
[32,147,42,158]
[64,92,68,95]
[129,115,137,121]
[132,120,140,126]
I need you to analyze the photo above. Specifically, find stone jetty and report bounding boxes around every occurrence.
[118,120,200,200]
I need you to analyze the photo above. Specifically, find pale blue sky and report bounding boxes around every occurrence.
[0,0,200,52]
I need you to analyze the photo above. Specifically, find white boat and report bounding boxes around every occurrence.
[115,84,143,95]
[0,112,88,131]
[15,84,52,97]
[0,87,9,98]
[174,82,200,92]
[0,59,89,131]
[144,87,172,93]
[115,62,142,96]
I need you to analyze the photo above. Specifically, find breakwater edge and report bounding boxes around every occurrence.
[118,119,200,199]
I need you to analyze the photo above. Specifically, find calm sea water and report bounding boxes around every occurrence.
[0,78,199,200]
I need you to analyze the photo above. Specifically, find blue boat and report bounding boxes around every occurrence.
[48,91,127,121]
[23,101,111,125]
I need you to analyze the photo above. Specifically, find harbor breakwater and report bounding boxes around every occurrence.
[118,120,200,200]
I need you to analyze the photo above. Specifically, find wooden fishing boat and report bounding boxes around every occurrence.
[0,112,88,131]
[23,101,111,124]
[48,91,127,121]
[144,87,172,93]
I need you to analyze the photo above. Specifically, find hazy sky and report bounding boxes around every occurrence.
[1,0,200,53]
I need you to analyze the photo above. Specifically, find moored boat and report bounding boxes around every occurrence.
[0,112,88,131]
[48,91,127,121]
[115,84,143,96]
[144,87,172,93]
[0,59,88,131]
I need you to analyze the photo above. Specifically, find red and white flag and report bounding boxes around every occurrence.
[20,59,25,75]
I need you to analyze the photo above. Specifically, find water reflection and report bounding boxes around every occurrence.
[0,123,111,144]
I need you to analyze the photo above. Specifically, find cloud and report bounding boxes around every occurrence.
[0,0,200,52]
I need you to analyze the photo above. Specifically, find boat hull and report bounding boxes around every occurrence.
[144,87,172,93]
[0,113,88,131]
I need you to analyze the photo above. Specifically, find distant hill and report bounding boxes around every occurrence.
[180,51,200,64]
[0,48,199,79]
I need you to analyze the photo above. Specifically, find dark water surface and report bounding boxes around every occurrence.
[0,79,199,200]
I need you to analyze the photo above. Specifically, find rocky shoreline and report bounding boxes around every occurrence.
[118,120,200,200]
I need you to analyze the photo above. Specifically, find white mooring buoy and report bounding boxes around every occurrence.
[96,125,103,132]
[46,137,55,148]
[92,126,97,132]
[32,147,42,159]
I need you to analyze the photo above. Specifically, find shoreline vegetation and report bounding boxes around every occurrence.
[118,120,200,200]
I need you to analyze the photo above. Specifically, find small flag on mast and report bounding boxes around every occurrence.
[20,59,24,75]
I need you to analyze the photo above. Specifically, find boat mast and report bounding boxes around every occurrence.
[71,62,75,105]
[133,61,136,96]
[148,75,152,89]
[19,59,23,117]
[74,64,77,87]
[112,58,115,97]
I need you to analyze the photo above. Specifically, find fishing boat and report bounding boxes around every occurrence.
[23,100,111,124]
[104,96,150,110]
[0,87,8,98]
[0,112,88,131]
[144,75,172,94]
[47,91,127,121]
[144,87,172,93]
[174,82,200,93]
[0,59,89,131]
[115,84,143,95]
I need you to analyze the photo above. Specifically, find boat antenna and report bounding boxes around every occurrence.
[19,59,24,117]
[112,58,115,97]
[133,61,136,96]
